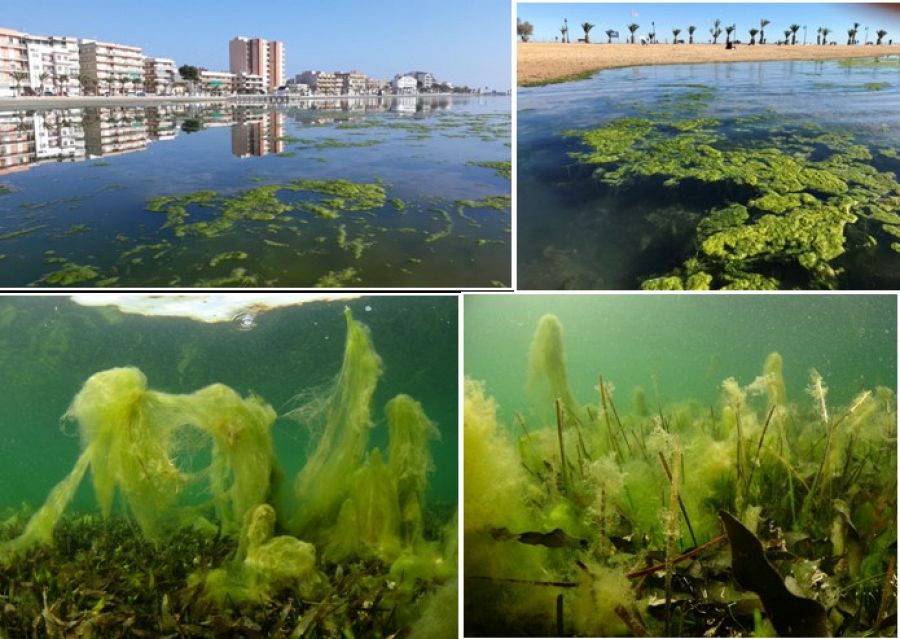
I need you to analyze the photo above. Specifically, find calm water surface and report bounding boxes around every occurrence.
[0,96,510,287]
[518,58,900,289]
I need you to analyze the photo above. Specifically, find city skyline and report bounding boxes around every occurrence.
[519,3,900,44]
[3,0,510,89]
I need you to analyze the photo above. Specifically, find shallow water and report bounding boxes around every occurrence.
[518,58,900,289]
[0,97,510,287]
[0,295,458,511]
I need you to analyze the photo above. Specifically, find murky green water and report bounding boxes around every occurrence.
[0,295,458,509]
[464,294,897,637]
[0,97,510,287]
[518,58,900,290]
[466,294,896,419]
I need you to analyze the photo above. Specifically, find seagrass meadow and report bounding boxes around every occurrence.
[464,294,897,637]
[0,295,458,637]
[518,57,900,290]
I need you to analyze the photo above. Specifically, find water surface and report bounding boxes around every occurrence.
[0,97,510,287]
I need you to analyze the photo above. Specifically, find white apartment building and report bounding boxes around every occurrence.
[199,70,235,95]
[335,70,368,95]
[408,70,435,91]
[236,72,265,94]
[297,71,341,96]
[143,57,177,95]
[391,74,417,94]
[79,40,144,95]
[0,28,80,96]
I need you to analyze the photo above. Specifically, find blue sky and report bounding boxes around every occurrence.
[4,0,510,89]
[518,3,900,43]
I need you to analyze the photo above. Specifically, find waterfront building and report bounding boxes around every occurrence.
[335,70,367,95]
[408,70,435,91]
[236,72,265,94]
[199,70,235,95]
[0,28,80,96]
[366,77,388,95]
[297,71,341,96]
[391,74,417,94]
[229,36,284,92]
[79,40,144,96]
[143,57,177,95]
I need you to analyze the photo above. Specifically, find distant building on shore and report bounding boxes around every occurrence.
[0,28,82,96]
[335,70,367,95]
[199,69,235,95]
[391,74,417,94]
[229,36,284,93]
[407,70,435,91]
[296,71,341,96]
[144,57,177,95]
[80,39,144,96]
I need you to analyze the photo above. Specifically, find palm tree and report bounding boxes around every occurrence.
[816,27,822,45]
[627,23,640,44]
[38,72,49,95]
[821,27,832,45]
[790,24,801,45]
[582,22,595,43]
[77,73,91,95]
[749,28,759,45]
[58,74,68,96]
[118,76,129,96]
[12,71,27,97]
[605,28,616,44]
[672,28,682,43]
[851,22,860,44]
[561,18,569,43]
[688,25,697,44]
[759,18,770,44]
[783,29,792,44]
[711,19,722,44]
[876,29,888,45]
[847,23,860,45]
[725,24,735,45]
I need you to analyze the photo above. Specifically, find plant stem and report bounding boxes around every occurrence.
[658,451,698,547]
[556,398,569,494]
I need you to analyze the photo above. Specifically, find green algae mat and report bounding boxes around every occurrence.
[518,59,900,290]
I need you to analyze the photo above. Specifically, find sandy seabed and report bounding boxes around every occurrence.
[518,42,900,85]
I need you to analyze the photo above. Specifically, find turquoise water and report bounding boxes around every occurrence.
[518,58,900,289]
[0,97,510,287]
[466,294,897,423]
[0,295,458,513]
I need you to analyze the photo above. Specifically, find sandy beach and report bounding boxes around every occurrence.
[518,43,900,86]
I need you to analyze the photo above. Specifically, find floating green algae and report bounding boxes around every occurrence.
[0,225,49,241]
[146,179,387,238]
[467,160,512,180]
[456,194,512,212]
[568,103,900,289]
[0,310,456,637]
[31,262,100,287]
[63,223,90,235]
[208,251,248,267]
[194,267,261,288]
[314,267,361,288]
[862,82,890,91]
[465,313,896,637]
[837,56,900,69]
[0,185,10,195]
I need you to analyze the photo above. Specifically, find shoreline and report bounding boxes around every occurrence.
[518,43,900,86]
[0,92,499,110]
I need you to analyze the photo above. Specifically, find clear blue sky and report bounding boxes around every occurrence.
[4,0,510,89]
[519,3,900,43]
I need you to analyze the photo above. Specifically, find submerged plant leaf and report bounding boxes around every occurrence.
[719,511,829,637]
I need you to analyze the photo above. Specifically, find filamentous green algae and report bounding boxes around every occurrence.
[568,90,900,290]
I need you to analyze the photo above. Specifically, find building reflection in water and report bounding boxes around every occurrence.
[0,96,460,174]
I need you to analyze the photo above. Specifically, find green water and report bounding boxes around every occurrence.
[466,294,896,423]
[0,295,458,513]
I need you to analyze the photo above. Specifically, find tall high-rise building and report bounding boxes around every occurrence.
[229,36,284,92]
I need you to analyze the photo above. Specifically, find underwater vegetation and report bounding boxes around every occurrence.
[566,86,900,290]
[464,314,896,637]
[0,309,456,637]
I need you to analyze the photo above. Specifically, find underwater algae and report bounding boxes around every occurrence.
[464,314,896,637]
[569,108,900,289]
[0,309,456,637]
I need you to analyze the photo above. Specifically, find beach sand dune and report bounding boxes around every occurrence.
[518,42,900,86]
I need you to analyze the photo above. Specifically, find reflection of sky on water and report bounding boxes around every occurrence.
[0,96,510,287]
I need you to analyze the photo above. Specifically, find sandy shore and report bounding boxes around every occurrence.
[518,43,900,86]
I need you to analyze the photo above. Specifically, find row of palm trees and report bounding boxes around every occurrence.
[556,17,890,46]
[9,71,145,97]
